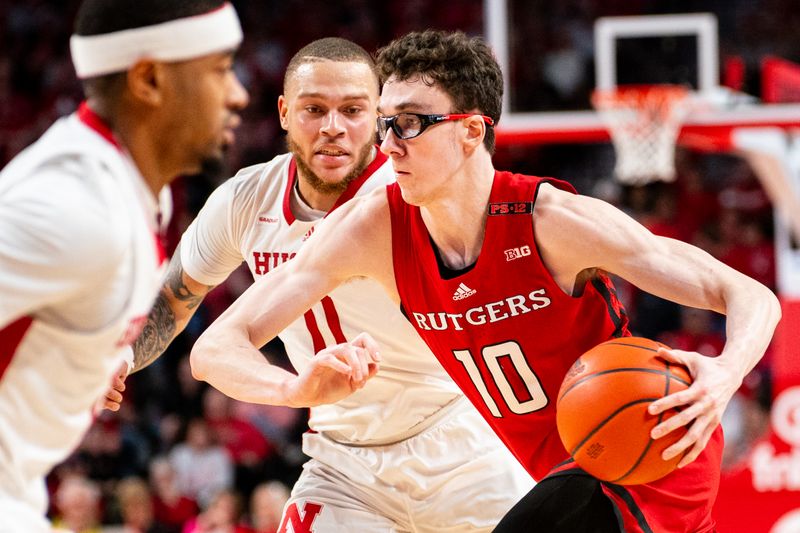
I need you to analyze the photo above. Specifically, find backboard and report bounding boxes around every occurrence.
[484,1,800,148]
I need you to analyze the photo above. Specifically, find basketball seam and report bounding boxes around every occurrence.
[609,361,685,484]
[569,398,659,457]
[602,341,660,352]
[558,368,691,403]
[611,369,674,483]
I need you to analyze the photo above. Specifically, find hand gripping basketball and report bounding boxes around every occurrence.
[556,337,692,485]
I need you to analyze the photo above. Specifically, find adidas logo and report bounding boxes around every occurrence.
[452,283,477,301]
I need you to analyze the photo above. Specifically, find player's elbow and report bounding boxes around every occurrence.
[732,275,782,331]
[764,284,782,327]
[189,334,214,382]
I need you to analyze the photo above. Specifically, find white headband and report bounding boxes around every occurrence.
[70,2,243,79]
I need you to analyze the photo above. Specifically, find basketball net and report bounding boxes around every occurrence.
[592,85,692,185]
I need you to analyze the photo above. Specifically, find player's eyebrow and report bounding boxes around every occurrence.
[377,101,434,115]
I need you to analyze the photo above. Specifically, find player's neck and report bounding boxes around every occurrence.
[291,179,328,221]
[421,156,495,270]
[113,127,173,199]
[109,102,197,198]
[295,175,341,213]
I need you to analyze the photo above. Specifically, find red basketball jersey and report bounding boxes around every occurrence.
[388,171,723,533]
[388,171,628,479]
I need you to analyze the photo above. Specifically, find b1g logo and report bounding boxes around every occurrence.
[505,245,531,261]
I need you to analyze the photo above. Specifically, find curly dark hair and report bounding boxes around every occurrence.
[375,30,503,153]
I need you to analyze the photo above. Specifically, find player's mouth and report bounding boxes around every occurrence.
[315,146,350,165]
[391,165,409,176]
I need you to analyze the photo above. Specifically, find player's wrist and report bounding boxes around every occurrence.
[279,376,306,408]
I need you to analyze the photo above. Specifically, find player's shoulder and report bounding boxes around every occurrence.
[326,186,391,243]
[340,184,390,216]
[225,153,293,193]
[209,153,293,212]
[4,167,128,272]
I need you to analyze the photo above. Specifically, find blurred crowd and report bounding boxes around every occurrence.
[0,0,791,530]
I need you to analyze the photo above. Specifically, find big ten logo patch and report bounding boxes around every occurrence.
[278,501,324,533]
[751,386,800,491]
[504,245,531,262]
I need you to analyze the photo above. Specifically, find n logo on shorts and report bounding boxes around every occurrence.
[278,501,323,533]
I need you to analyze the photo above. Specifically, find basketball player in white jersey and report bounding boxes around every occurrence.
[0,1,250,530]
[125,38,531,532]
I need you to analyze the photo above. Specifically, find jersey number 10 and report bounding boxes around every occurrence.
[453,340,548,417]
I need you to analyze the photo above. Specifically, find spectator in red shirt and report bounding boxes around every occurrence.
[149,457,198,533]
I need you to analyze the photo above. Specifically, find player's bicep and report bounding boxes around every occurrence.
[293,192,389,284]
[162,245,217,321]
[230,194,387,348]
[215,257,336,349]
[179,183,244,286]
[566,201,731,310]
[537,188,729,310]
[609,236,736,313]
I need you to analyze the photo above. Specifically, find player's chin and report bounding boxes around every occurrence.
[307,160,347,180]
[398,184,425,206]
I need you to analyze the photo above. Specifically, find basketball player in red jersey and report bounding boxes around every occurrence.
[192,31,781,532]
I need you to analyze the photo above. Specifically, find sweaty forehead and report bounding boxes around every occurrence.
[286,60,378,100]
[378,76,452,114]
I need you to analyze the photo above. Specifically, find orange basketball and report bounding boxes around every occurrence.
[556,337,692,485]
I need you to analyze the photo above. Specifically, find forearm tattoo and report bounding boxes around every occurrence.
[131,293,176,372]
[131,258,213,372]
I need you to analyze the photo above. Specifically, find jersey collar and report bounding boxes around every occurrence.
[77,101,122,150]
[282,147,388,224]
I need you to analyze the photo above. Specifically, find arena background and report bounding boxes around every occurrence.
[1,1,799,531]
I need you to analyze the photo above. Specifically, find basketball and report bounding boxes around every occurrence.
[556,337,693,485]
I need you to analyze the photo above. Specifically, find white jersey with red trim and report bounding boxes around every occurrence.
[0,105,168,528]
[181,151,462,444]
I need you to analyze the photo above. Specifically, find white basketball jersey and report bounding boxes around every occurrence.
[0,105,168,523]
[181,152,462,444]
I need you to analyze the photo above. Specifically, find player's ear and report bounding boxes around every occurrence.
[462,114,486,151]
[126,59,163,106]
[277,95,289,131]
